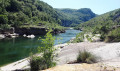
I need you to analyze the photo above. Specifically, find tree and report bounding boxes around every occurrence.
[6,0,21,12]
[30,30,56,71]
[0,0,10,14]
[0,15,8,24]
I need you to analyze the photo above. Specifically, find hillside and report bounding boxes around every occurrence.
[0,0,63,30]
[76,8,120,30]
[56,8,96,27]
[75,8,120,42]
[0,0,97,30]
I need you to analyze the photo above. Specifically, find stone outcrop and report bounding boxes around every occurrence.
[15,27,65,35]
[15,27,47,35]
[0,28,14,34]
[44,64,120,71]
[0,34,5,39]
[0,27,65,39]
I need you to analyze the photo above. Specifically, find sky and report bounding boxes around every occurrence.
[41,0,120,15]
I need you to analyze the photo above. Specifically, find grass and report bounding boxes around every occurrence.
[77,50,97,64]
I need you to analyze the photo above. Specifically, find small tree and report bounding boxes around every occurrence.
[30,30,56,71]
[38,30,56,67]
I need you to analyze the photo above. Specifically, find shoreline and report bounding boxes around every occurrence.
[0,43,68,71]
[0,29,79,71]
[1,41,120,71]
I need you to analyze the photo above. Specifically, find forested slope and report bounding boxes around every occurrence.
[76,8,120,42]
[0,0,62,29]
[0,0,97,30]
[56,8,96,27]
[76,8,120,30]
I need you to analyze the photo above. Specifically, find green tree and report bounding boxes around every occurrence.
[30,30,56,71]
[0,15,8,24]
[0,0,10,14]
[6,0,21,12]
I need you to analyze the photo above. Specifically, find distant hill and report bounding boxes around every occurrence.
[56,8,96,27]
[76,8,120,30]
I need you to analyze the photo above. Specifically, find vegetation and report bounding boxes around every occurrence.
[105,27,120,42]
[71,32,84,43]
[30,30,56,71]
[77,50,97,64]
[0,0,97,31]
[86,35,93,42]
[76,8,120,42]
[76,8,120,30]
[0,0,64,30]
[56,8,96,27]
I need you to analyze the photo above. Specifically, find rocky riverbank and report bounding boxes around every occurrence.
[1,42,120,71]
[0,28,19,39]
[44,42,120,71]
[0,43,68,71]
[44,63,120,71]
[0,27,65,39]
[15,27,65,35]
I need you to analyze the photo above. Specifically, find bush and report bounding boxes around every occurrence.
[0,24,11,29]
[87,37,92,42]
[30,56,46,71]
[72,32,84,43]
[105,27,120,42]
[77,51,97,64]
[92,26,110,41]
[30,30,56,71]
[30,55,56,71]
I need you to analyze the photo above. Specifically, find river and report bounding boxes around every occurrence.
[0,29,81,66]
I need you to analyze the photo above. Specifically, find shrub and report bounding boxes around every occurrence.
[92,25,110,41]
[85,35,93,42]
[72,32,84,43]
[87,37,92,42]
[77,51,97,64]
[30,56,46,71]
[105,27,120,42]
[0,24,11,29]
[30,30,56,71]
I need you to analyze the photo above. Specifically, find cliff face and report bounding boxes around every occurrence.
[15,27,47,35]
[0,28,14,34]
[15,27,65,35]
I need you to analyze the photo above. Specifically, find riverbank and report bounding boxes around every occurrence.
[0,26,65,39]
[45,42,120,71]
[0,43,68,71]
[0,29,80,67]
[1,42,120,71]
[44,63,120,71]
[15,27,65,35]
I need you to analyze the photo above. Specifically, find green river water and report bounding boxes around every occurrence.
[0,29,81,66]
